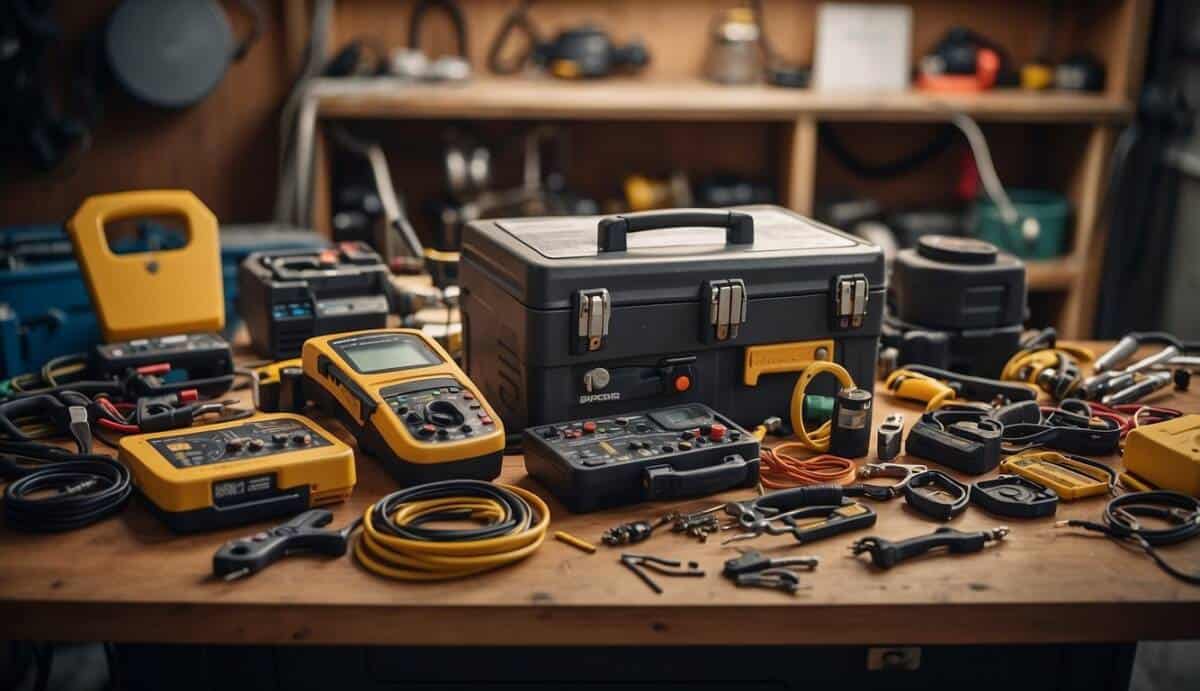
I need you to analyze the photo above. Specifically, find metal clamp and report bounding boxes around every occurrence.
[833,274,869,330]
[575,288,610,353]
[704,279,747,342]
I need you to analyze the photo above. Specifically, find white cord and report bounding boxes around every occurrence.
[945,109,1040,243]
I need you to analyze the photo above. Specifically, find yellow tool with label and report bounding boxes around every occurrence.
[1124,414,1200,497]
[68,190,225,341]
[999,451,1115,500]
[302,328,505,484]
[118,412,355,533]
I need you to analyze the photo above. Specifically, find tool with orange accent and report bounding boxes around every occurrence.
[523,403,759,512]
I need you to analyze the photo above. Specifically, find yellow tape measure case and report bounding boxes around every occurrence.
[67,190,225,341]
[119,413,355,533]
[303,329,506,484]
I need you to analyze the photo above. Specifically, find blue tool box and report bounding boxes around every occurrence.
[0,223,324,379]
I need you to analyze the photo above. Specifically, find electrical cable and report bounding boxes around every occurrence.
[3,453,132,533]
[1059,491,1200,585]
[354,480,549,581]
[819,123,957,180]
[758,446,857,489]
[787,360,855,452]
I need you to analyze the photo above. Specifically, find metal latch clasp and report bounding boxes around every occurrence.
[833,274,869,330]
[704,279,747,343]
[575,288,611,353]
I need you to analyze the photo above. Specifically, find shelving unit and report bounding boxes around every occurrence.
[288,0,1151,338]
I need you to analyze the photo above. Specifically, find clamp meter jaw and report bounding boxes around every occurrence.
[302,329,505,484]
[118,413,355,533]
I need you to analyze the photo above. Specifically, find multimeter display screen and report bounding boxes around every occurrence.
[342,337,441,373]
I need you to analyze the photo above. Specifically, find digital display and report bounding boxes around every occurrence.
[343,337,441,373]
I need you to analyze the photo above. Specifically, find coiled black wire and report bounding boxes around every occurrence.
[1063,491,1200,585]
[3,450,132,533]
[371,479,529,542]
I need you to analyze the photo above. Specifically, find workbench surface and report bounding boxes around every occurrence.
[2,343,1199,646]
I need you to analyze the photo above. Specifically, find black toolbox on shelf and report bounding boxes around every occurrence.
[459,206,885,432]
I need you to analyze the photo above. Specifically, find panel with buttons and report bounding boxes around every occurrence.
[148,417,333,469]
[382,376,495,444]
[523,403,761,512]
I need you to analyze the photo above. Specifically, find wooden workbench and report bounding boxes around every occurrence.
[1,347,1199,647]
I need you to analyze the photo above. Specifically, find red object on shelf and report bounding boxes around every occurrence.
[917,48,1000,93]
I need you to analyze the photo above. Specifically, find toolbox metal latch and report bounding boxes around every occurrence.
[703,279,748,343]
[574,288,611,353]
[833,274,869,330]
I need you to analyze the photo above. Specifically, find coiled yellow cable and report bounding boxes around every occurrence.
[354,482,550,581]
[789,360,855,452]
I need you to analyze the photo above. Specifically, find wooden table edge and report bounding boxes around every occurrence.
[4,600,1199,645]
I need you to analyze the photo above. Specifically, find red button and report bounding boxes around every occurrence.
[481,417,495,426]
[582,421,597,434]
[674,375,692,392]
[177,388,198,403]
[462,392,475,400]
[709,424,726,441]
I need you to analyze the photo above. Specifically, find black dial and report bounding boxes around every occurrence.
[425,399,466,427]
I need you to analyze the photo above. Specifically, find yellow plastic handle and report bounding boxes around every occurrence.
[69,190,216,257]
[67,190,225,341]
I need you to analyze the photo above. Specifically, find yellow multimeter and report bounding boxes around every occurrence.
[302,329,505,484]
[119,413,356,533]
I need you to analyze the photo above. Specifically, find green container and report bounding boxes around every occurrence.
[969,189,1070,259]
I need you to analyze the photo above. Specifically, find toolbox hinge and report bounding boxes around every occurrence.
[575,288,611,353]
[833,274,869,330]
[704,279,748,343]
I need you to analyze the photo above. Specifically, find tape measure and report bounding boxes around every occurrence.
[68,190,225,341]
[118,413,355,533]
[999,451,1115,500]
[302,329,505,484]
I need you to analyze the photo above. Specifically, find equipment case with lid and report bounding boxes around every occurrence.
[459,206,885,432]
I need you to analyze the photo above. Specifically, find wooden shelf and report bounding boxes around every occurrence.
[1026,257,1081,291]
[313,77,1134,124]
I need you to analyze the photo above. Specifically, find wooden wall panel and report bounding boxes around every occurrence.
[0,0,289,226]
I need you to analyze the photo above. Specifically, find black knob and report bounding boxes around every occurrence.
[426,399,465,427]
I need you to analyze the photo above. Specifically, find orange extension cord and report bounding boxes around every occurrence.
[759,442,858,489]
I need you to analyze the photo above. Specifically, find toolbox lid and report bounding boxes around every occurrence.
[462,206,884,309]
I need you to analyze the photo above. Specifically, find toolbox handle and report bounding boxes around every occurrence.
[596,209,754,252]
[643,454,755,500]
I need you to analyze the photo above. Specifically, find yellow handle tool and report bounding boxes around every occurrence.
[884,369,956,412]
[68,190,225,341]
[1000,451,1115,500]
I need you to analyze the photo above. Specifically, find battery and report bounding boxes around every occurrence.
[830,387,872,458]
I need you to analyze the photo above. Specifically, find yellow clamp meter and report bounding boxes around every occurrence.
[999,451,1115,500]
[302,329,505,484]
[119,412,355,533]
